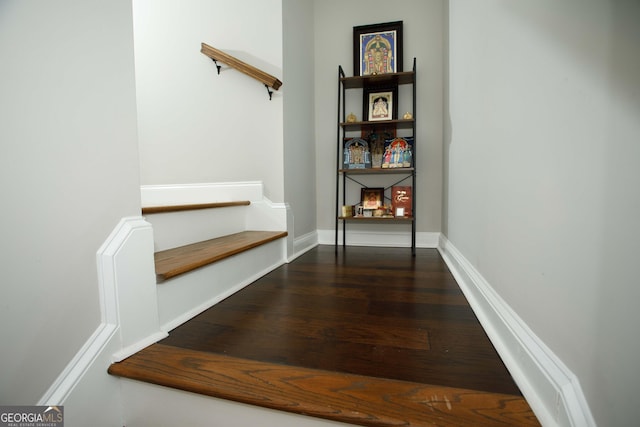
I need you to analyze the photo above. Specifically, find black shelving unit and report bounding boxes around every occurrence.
[335,58,417,254]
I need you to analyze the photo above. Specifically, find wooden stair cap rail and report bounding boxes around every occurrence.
[201,43,282,91]
[154,230,288,281]
[142,200,250,215]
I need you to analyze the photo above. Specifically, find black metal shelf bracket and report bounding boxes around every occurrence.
[211,58,222,74]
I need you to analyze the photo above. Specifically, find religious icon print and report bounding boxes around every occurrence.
[353,21,402,76]
[360,32,396,75]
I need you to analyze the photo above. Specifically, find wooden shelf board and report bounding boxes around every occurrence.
[339,167,414,175]
[340,118,414,129]
[340,71,415,89]
[338,216,414,222]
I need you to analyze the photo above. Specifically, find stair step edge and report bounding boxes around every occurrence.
[154,230,287,281]
[108,343,538,427]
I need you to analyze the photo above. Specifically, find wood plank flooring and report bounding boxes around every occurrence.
[151,245,539,425]
[110,344,539,427]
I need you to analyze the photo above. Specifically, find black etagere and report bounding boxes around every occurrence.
[335,58,417,254]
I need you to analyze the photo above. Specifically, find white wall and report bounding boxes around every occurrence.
[313,0,444,237]
[446,1,640,425]
[0,0,141,405]
[134,0,285,202]
[283,0,317,240]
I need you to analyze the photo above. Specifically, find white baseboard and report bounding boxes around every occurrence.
[317,229,440,248]
[437,235,595,427]
[38,323,118,406]
[290,230,319,261]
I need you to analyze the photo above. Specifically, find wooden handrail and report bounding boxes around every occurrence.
[201,43,282,98]
[141,201,250,215]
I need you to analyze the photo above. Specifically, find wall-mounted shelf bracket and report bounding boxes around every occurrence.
[201,42,282,100]
[211,59,222,74]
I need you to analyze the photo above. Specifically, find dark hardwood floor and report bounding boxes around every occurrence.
[162,245,523,397]
[108,245,540,425]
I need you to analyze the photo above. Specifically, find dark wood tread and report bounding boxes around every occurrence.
[108,343,540,427]
[142,200,250,214]
[154,230,287,281]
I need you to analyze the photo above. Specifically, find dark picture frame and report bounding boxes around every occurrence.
[363,85,398,121]
[361,187,385,210]
[353,21,403,77]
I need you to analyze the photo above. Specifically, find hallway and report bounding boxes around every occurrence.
[150,245,540,425]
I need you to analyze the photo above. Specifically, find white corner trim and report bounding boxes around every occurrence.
[39,217,167,404]
[38,323,118,405]
[244,197,288,231]
[437,235,596,427]
[96,216,150,324]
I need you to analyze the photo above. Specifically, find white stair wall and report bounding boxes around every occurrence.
[144,206,248,252]
[39,217,165,427]
[142,181,290,330]
[141,181,289,251]
[121,379,353,427]
[157,237,287,332]
[38,183,291,427]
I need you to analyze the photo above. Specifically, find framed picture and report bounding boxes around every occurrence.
[361,187,384,210]
[364,86,397,121]
[343,138,371,169]
[382,136,413,168]
[353,21,403,76]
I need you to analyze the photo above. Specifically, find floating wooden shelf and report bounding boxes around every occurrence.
[201,43,282,99]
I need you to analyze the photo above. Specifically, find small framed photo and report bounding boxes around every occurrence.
[364,86,397,121]
[361,187,384,210]
[353,21,403,77]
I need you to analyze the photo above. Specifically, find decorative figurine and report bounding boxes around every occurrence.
[403,112,413,120]
[347,112,357,123]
